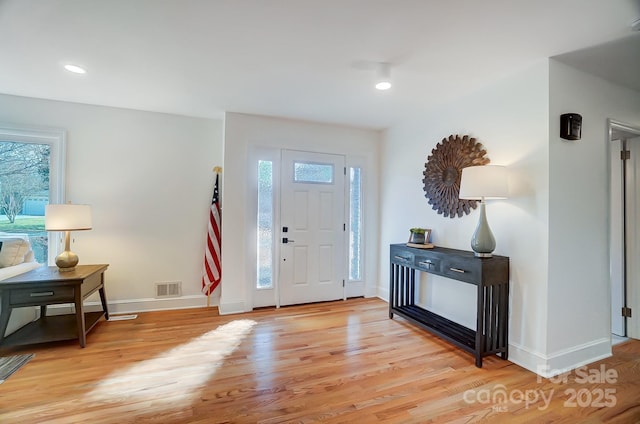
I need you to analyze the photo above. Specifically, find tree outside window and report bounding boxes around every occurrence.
[0,141,51,263]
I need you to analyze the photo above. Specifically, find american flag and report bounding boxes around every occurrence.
[202,173,221,296]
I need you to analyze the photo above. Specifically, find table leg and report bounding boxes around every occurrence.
[74,288,86,348]
[0,295,12,342]
[99,286,109,320]
[475,285,485,368]
[502,282,509,360]
[389,263,395,319]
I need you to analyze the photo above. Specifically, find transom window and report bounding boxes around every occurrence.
[293,161,334,184]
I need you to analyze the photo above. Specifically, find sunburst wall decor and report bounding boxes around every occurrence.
[422,134,490,218]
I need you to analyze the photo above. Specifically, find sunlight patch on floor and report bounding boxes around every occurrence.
[84,319,257,406]
[0,319,258,423]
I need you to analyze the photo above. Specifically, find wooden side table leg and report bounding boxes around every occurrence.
[99,286,109,320]
[0,294,12,342]
[75,288,87,348]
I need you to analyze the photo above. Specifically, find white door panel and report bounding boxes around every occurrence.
[627,137,640,339]
[610,139,625,336]
[280,150,345,306]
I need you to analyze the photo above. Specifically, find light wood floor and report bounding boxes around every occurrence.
[1,298,638,423]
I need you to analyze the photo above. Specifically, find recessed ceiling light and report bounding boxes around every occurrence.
[64,64,86,74]
[375,62,392,90]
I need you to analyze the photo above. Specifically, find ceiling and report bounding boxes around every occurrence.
[553,32,640,93]
[0,0,639,130]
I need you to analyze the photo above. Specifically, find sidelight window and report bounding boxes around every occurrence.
[257,160,274,289]
[349,166,362,281]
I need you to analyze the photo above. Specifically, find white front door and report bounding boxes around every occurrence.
[279,150,345,306]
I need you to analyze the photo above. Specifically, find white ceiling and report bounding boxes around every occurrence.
[0,0,639,130]
[553,32,640,92]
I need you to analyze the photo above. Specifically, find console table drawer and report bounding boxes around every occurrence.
[441,259,479,283]
[391,248,414,265]
[10,286,74,305]
[415,256,440,272]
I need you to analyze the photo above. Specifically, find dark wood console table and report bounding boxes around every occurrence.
[0,264,109,348]
[389,244,509,367]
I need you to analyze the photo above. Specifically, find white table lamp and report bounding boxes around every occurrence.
[45,204,92,271]
[459,165,508,257]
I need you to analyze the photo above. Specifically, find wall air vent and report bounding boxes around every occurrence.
[155,281,182,298]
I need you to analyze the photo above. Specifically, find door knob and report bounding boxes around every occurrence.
[282,238,295,244]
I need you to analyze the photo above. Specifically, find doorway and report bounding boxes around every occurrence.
[609,119,640,340]
[251,147,360,309]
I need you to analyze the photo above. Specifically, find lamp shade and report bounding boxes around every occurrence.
[459,165,508,200]
[45,204,92,231]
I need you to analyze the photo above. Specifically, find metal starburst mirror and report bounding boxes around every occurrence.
[422,134,490,218]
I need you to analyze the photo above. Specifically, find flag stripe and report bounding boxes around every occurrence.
[202,174,221,296]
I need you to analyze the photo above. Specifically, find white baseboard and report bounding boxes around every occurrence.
[508,342,548,375]
[505,338,612,378]
[218,299,247,315]
[541,338,612,377]
[44,294,217,316]
[346,281,364,298]
[377,287,389,302]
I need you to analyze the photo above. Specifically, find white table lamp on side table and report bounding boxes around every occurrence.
[459,165,508,257]
[45,204,92,271]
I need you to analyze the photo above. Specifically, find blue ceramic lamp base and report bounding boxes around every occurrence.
[470,201,496,258]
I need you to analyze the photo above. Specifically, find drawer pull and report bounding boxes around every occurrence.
[418,261,432,267]
[30,291,54,297]
[394,255,409,261]
[449,268,466,273]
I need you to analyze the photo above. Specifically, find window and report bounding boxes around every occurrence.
[349,166,362,281]
[256,160,274,289]
[0,125,65,265]
[293,161,333,184]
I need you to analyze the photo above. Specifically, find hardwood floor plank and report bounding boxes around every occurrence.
[0,298,638,423]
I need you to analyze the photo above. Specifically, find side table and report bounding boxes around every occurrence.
[0,264,109,348]
[389,244,509,367]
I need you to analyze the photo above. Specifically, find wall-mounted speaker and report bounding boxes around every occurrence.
[560,113,582,141]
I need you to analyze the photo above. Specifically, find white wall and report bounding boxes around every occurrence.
[379,61,551,373]
[0,93,223,312]
[546,60,640,371]
[220,112,380,314]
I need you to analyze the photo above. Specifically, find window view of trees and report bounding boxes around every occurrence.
[0,141,50,263]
